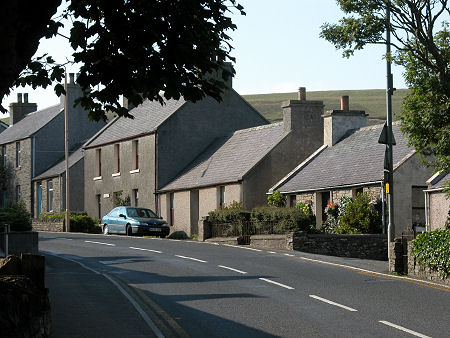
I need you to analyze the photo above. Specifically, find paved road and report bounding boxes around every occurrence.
[40,232,450,338]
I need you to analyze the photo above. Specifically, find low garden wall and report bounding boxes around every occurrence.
[293,232,388,260]
[32,219,64,232]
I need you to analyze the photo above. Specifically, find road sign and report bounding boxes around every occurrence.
[378,122,396,145]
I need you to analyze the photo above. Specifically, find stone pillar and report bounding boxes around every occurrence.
[389,238,404,272]
[198,217,211,241]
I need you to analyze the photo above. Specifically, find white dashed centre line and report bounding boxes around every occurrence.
[218,265,247,274]
[85,240,116,246]
[259,278,294,290]
[284,253,295,257]
[175,255,207,263]
[309,295,358,312]
[129,247,162,253]
[267,251,277,254]
[379,321,431,338]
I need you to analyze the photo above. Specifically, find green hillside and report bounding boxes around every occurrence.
[1,117,9,125]
[243,89,410,124]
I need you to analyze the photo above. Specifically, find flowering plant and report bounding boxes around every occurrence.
[325,202,339,217]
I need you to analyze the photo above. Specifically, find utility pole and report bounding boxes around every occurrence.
[64,72,70,232]
[386,4,395,257]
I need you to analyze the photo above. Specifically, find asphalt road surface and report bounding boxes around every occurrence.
[39,232,450,338]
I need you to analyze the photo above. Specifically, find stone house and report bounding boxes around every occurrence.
[31,147,85,216]
[157,88,324,236]
[269,97,433,237]
[0,121,8,133]
[424,172,449,231]
[82,79,268,222]
[0,75,106,215]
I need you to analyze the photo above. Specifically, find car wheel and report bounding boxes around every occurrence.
[160,235,166,238]
[126,224,132,236]
[103,224,109,235]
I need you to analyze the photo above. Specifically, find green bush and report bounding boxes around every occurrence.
[69,214,101,233]
[267,190,286,207]
[208,207,250,224]
[411,229,450,278]
[251,206,315,234]
[0,200,32,231]
[295,202,313,216]
[336,193,382,234]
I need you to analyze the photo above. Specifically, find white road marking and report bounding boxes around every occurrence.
[223,244,262,252]
[284,253,295,257]
[100,259,134,265]
[259,278,294,290]
[309,295,358,312]
[43,251,164,337]
[267,251,277,254]
[129,247,162,254]
[58,238,73,240]
[379,321,431,338]
[85,240,116,246]
[175,255,207,263]
[218,265,247,274]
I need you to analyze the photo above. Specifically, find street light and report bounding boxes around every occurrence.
[64,72,70,232]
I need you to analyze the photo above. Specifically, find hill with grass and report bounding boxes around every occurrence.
[1,117,9,125]
[242,89,409,125]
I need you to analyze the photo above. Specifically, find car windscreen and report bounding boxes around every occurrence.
[126,208,158,218]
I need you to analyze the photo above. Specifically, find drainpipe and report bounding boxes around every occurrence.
[424,191,429,232]
[154,131,158,213]
[381,181,386,234]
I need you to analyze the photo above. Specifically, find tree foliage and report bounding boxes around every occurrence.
[1,0,245,121]
[320,0,450,173]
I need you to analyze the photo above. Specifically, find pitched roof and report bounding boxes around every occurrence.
[274,122,414,193]
[84,98,186,148]
[426,172,449,190]
[160,123,285,191]
[33,147,84,180]
[0,104,62,144]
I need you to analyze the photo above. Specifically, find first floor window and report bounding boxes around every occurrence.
[16,142,20,167]
[16,185,21,202]
[47,181,53,212]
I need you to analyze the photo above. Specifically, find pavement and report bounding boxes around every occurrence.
[43,243,391,337]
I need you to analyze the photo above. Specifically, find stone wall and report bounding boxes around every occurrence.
[1,231,39,255]
[32,219,64,232]
[250,234,293,250]
[293,232,388,261]
[407,241,449,286]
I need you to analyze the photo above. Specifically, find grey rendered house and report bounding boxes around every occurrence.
[0,75,106,215]
[158,88,324,236]
[82,81,268,221]
[269,98,433,237]
[424,172,449,231]
[32,147,85,215]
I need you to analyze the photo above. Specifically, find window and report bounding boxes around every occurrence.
[2,191,6,207]
[47,181,53,212]
[132,189,139,207]
[16,142,20,167]
[95,149,102,177]
[96,194,101,219]
[16,185,21,202]
[289,195,296,207]
[1,145,5,167]
[219,186,225,208]
[352,187,363,198]
[169,192,174,226]
[114,144,120,173]
[132,140,139,170]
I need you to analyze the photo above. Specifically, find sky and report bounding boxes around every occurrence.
[0,0,406,119]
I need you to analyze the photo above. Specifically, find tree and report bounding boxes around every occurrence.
[0,0,245,121]
[320,0,450,174]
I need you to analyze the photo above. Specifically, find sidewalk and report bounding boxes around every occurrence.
[44,253,156,338]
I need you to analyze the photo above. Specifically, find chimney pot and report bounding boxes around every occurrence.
[17,93,22,103]
[69,73,75,84]
[298,87,306,101]
[24,93,28,103]
[341,95,349,110]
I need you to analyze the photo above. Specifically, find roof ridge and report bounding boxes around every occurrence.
[233,122,282,135]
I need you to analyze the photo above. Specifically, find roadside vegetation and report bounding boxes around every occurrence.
[39,212,101,234]
[0,200,32,231]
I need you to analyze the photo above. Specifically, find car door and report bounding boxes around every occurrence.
[107,208,120,233]
[117,207,128,234]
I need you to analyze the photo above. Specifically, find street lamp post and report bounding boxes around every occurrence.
[64,72,70,232]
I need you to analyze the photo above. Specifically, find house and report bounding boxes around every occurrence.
[32,147,85,215]
[157,87,324,236]
[269,96,433,237]
[0,120,8,133]
[82,75,269,222]
[424,172,449,231]
[0,74,106,215]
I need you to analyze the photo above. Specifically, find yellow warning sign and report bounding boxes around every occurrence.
[385,183,390,194]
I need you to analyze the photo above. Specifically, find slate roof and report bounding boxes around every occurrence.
[160,123,285,191]
[33,147,84,180]
[274,122,415,193]
[427,172,449,190]
[84,98,186,148]
[0,104,62,145]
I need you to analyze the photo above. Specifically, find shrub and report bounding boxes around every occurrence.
[113,190,131,207]
[69,214,101,233]
[251,206,315,234]
[0,200,32,231]
[267,190,286,207]
[411,229,450,278]
[208,202,250,224]
[295,202,313,216]
[336,193,382,234]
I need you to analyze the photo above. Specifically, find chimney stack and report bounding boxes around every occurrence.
[298,87,306,101]
[9,93,37,125]
[69,73,75,84]
[322,96,367,146]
